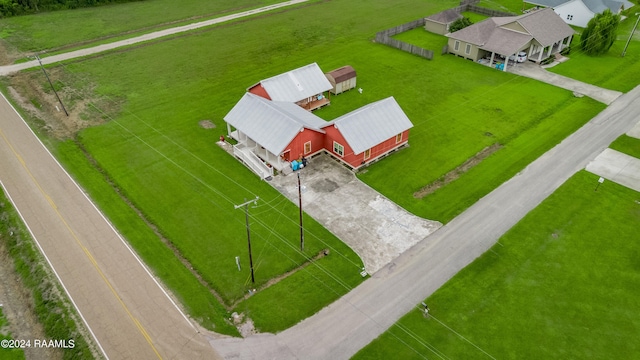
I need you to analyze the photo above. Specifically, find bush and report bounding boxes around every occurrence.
[540,56,555,65]
[449,17,473,33]
[560,46,571,55]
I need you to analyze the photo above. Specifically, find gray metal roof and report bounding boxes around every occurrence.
[327,97,413,154]
[257,63,333,102]
[224,93,325,155]
[527,0,634,14]
[447,8,574,55]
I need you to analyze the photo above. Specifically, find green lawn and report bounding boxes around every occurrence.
[547,14,640,92]
[610,134,640,158]
[3,0,637,336]
[33,0,459,334]
[354,170,640,359]
[0,0,296,53]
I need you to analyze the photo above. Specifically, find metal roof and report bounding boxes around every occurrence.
[527,0,634,13]
[327,97,414,155]
[224,93,325,155]
[256,63,333,102]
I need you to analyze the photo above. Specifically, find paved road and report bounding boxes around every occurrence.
[0,93,220,359]
[212,86,640,359]
[0,0,309,75]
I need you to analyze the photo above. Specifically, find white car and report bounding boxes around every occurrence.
[509,52,528,63]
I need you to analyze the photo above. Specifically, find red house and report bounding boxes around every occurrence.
[247,63,333,111]
[224,66,414,179]
[322,97,412,169]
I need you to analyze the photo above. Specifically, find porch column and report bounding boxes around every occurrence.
[528,43,534,57]
[227,123,232,137]
[537,45,544,62]
[489,52,495,67]
[503,57,508,72]
[546,44,553,57]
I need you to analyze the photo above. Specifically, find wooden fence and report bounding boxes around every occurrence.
[375,18,434,60]
[374,3,515,61]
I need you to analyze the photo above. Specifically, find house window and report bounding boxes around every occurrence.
[454,40,460,51]
[566,14,573,20]
[304,141,311,155]
[333,142,344,157]
[465,43,471,55]
[364,148,371,160]
[395,133,403,144]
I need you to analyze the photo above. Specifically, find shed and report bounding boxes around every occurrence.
[325,66,357,95]
[425,9,463,35]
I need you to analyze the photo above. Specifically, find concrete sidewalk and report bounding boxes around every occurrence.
[509,61,622,105]
[586,148,640,192]
[269,154,442,274]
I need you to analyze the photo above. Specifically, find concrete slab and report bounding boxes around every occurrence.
[509,61,622,105]
[627,120,640,139]
[269,154,442,274]
[586,148,640,192]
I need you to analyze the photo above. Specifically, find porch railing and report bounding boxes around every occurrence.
[233,144,274,179]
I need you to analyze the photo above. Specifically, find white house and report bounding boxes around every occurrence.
[526,0,635,27]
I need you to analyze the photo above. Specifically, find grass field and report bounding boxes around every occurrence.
[354,170,640,359]
[1,0,638,337]
[546,11,640,92]
[610,134,640,158]
[0,0,296,53]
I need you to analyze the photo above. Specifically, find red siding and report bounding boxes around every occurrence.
[283,128,325,162]
[248,84,271,100]
[324,125,410,169]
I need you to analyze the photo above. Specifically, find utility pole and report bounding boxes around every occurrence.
[297,172,304,251]
[622,13,640,57]
[234,197,259,283]
[35,54,69,116]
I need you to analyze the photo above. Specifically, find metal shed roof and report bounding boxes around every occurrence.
[327,97,413,154]
[255,63,333,103]
[224,93,326,155]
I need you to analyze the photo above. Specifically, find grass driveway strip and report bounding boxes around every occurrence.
[354,170,640,359]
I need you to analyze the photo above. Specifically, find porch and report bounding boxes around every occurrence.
[228,127,291,174]
[296,93,330,111]
[527,35,572,63]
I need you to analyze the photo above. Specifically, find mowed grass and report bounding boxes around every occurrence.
[0,0,293,52]
[610,134,640,158]
[546,13,640,92]
[354,170,640,359]
[7,0,630,334]
[46,0,459,333]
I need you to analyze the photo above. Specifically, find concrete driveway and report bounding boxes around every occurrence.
[586,148,640,192]
[509,60,622,105]
[269,154,442,274]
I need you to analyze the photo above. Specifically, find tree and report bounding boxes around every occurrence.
[449,17,473,33]
[581,9,621,55]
